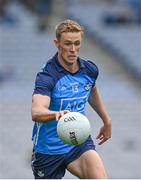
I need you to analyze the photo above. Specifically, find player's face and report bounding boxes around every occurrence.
[55,32,82,65]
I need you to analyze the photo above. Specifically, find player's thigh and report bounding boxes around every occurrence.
[67,150,108,179]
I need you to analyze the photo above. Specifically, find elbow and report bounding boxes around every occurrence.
[32,114,37,122]
[32,111,40,122]
[31,106,42,122]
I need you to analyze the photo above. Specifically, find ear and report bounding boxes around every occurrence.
[54,39,59,49]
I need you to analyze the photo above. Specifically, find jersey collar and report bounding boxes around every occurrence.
[53,52,85,72]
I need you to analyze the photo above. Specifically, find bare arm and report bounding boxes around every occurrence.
[32,94,69,122]
[88,85,112,145]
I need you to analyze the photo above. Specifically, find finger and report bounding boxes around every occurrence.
[99,135,104,140]
[56,112,60,121]
[64,109,70,114]
[56,110,69,121]
[60,111,64,117]
[98,137,108,145]
[96,133,101,139]
[96,133,103,139]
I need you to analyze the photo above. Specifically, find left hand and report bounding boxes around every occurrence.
[96,121,112,145]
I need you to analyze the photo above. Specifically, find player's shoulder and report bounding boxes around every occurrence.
[80,58,99,78]
[35,56,57,83]
[36,54,63,84]
[81,58,99,72]
[34,57,57,91]
[42,58,56,73]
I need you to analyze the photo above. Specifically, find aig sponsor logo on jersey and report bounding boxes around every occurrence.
[60,96,87,112]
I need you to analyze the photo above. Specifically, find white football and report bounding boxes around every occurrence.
[57,112,91,145]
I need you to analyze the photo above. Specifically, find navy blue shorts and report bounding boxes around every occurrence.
[31,137,96,179]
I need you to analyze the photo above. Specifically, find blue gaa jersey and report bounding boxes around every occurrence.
[32,53,99,155]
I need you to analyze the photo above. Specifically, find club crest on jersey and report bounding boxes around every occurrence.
[84,82,91,91]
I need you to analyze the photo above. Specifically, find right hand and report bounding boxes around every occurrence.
[56,110,70,121]
[96,120,112,145]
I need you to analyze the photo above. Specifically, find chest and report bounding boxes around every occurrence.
[49,73,95,112]
[52,73,94,99]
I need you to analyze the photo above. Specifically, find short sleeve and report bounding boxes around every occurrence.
[33,71,54,97]
[84,60,99,79]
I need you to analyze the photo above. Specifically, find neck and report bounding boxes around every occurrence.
[66,64,79,73]
[58,55,79,73]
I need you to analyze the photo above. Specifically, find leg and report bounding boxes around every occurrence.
[67,150,108,179]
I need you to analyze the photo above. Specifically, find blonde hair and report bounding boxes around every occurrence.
[55,19,84,39]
